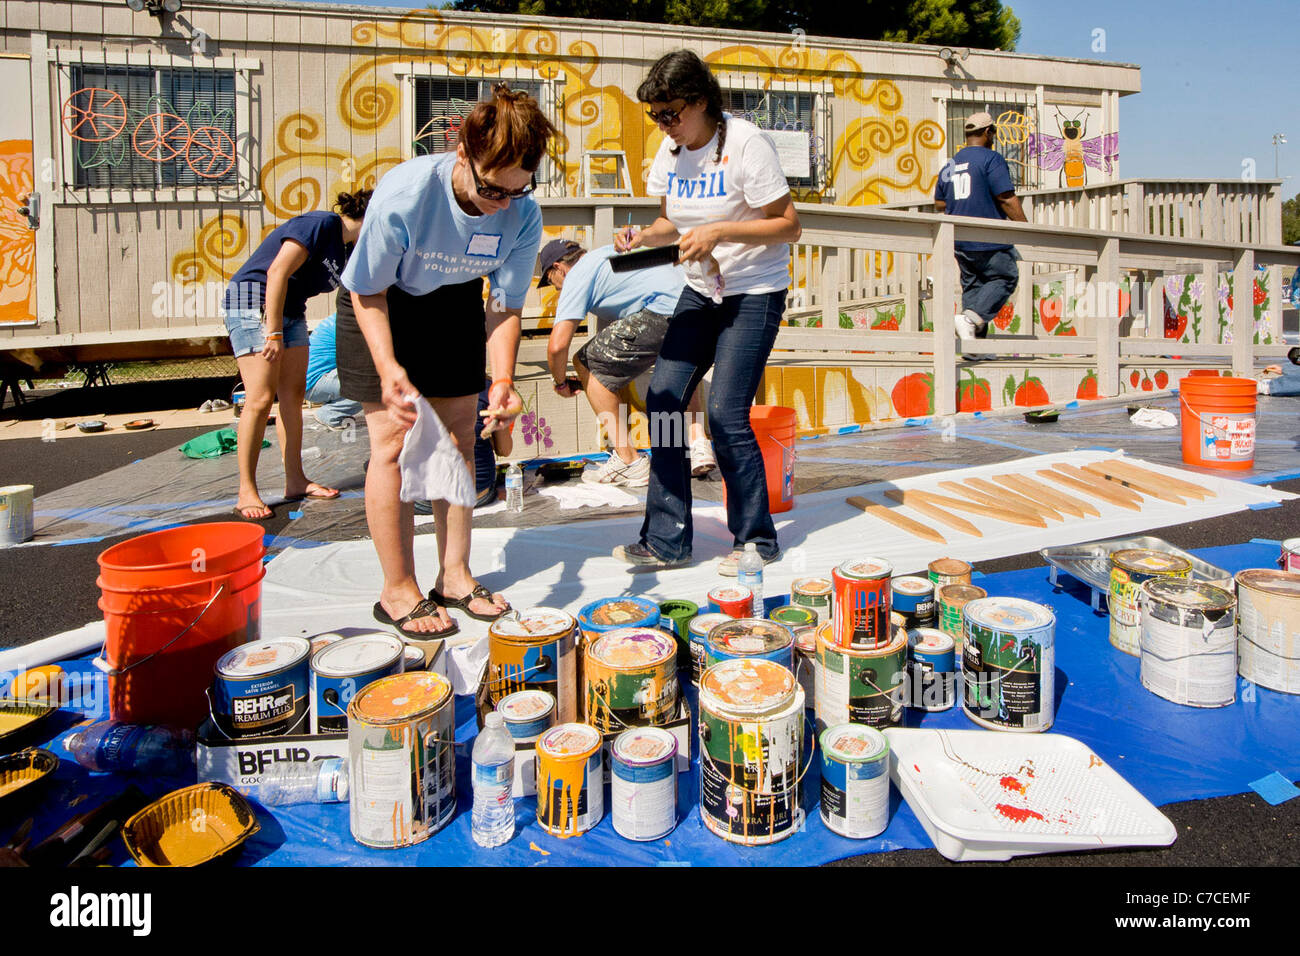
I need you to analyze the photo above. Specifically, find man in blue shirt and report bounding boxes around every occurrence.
[540,239,715,485]
[934,111,1028,358]
[304,313,364,429]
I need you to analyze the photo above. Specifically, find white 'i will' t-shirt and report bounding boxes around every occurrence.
[646,113,792,298]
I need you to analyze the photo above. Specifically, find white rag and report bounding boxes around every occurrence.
[398,397,477,508]
[1129,407,1178,430]
[536,482,639,510]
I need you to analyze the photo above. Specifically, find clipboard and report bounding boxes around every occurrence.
[608,245,680,273]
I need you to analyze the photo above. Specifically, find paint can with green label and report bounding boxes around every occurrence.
[791,576,833,623]
[813,622,907,733]
[962,597,1055,732]
[1108,549,1192,656]
[937,583,986,651]
[583,628,678,732]
[819,723,890,839]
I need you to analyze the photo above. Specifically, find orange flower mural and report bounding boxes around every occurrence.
[0,140,36,324]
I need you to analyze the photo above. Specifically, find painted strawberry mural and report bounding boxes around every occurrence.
[891,372,934,417]
[1154,370,1169,389]
[957,369,992,412]
[1038,291,1063,332]
[1076,370,1100,400]
[993,301,1020,334]
[1163,289,1187,340]
[870,310,900,331]
[1004,372,1050,408]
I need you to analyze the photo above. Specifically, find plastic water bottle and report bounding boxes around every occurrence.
[738,542,765,614]
[505,461,524,514]
[64,721,195,774]
[249,758,349,806]
[471,712,516,848]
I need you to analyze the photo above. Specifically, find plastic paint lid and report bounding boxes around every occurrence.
[792,576,832,595]
[1112,549,1192,574]
[963,597,1055,632]
[351,671,450,722]
[216,637,310,678]
[498,689,556,722]
[820,724,889,763]
[708,585,753,602]
[708,618,793,655]
[769,605,817,627]
[939,584,986,604]
[699,658,796,715]
[492,607,575,637]
[837,558,892,580]
[794,629,817,654]
[612,726,678,765]
[403,646,425,669]
[929,557,972,576]
[589,628,676,668]
[689,613,733,639]
[311,634,404,677]
[892,576,934,596]
[587,598,657,627]
[537,723,602,758]
[1141,578,1234,610]
[908,628,954,653]
[1235,569,1300,596]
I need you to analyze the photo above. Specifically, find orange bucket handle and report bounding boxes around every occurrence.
[761,431,798,464]
[1177,392,1250,429]
[92,580,227,677]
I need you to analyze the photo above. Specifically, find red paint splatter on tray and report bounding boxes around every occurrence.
[996,804,1045,824]
[999,775,1027,795]
[914,764,921,773]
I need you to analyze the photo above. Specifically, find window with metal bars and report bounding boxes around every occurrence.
[724,89,821,190]
[945,98,1040,191]
[69,64,238,188]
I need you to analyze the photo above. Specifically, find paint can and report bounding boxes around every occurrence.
[486,607,578,724]
[403,645,426,671]
[347,671,455,849]
[830,558,893,649]
[791,576,833,623]
[905,627,957,712]
[962,597,1055,733]
[1281,539,1300,574]
[928,557,972,591]
[818,724,890,839]
[697,658,806,846]
[937,583,986,650]
[1138,579,1237,708]
[687,613,733,687]
[657,598,699,667]
[610,726,678,842]
[705,618,795,672]
[309,633,405,734]
[211,637,311,739]
[793,627,817,711]
[1235,569,1300,694]
[496,688,557,743]
[535,723,605,838]
[892,576,936,629]
[577,597,662,639]
[1108,549,1192,656]
[706,584,754,619]
[583,628,678,732]
[814,622,907,732]
[309,633,345,658]
[769,604,818,634]
[0,485,35,546]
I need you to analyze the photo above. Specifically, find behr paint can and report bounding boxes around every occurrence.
[487,607,579,724]
[707,584,754,619]
[818,723,890,839]
[1235,569,1300,694]
[212,636,311,739]
[1138,579,1237,708]
[687,613,733,687]
[1108,549,1192,656]
[583,628,678,732]
[891,576,936,629]
[496,688,557,743]
[962,598,1055,733]
[705,617,795,672]
[610,726,678,842]
[928,557,972,591]
[937,583,986,651]
[348,671,455,848]
[814,622,907,732]
[536,723,605,838]
[830,558,893,649]
[905,627,957,712]
[309,633,405,734]
[697,659,805,846]
[791,576,833,623]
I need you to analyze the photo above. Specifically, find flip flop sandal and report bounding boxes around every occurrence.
[429,584,510,623]
[373,599,460,637]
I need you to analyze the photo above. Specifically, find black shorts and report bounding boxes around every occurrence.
[335,279,487,402]
[573,308,672,391]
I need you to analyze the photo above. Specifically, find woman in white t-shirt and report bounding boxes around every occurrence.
[611,50,801,574]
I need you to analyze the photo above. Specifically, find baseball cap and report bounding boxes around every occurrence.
[964,111,995,132]
[537,239,582,287]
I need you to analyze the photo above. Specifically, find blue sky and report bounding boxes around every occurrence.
[324,0,1295,195]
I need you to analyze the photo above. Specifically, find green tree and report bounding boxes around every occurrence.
[450,0,1021,49]
[1283,192,1299,246]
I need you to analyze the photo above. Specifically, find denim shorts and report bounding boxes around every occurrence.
[224,309,310,357]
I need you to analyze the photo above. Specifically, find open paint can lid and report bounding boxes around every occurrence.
[588,628,676,667]
[350,671,450,722]
[820,724,889,763]
[613,726,677,766]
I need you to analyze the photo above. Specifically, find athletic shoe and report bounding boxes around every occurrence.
[690,437,717,477]
[717,548,781,577]
[582,452,650,487]
[953,310,981,340]
[612,542,691,569]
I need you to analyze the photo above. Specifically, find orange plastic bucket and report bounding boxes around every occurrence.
[98,522,264,588]
[94,556,264,614]
[751,405,797,514]
[1178,376,1258,471]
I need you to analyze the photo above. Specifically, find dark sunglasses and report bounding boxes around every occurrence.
[468,158,537,201]
[646,100,691,127]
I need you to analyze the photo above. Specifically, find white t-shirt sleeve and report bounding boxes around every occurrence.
[740,130,792,209]
[646,139,673,198]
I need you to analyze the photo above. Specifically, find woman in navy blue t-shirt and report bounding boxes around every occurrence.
[222,189,370,519]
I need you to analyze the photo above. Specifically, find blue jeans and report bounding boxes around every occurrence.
[955,246,1020,323]
[306,368,363,428]
[640,287,786,562]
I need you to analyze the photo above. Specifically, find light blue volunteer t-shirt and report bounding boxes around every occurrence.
[553,245,685,324]
[341,153,543,310]
[304,313,337,392]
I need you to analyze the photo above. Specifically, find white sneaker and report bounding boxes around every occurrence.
[954,310,984,340]
[582,452,650,487]
[690,437,717,477]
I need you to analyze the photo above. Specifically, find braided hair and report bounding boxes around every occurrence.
[637,50,726,164]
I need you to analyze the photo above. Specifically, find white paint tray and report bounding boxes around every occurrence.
[884,728,1177,862]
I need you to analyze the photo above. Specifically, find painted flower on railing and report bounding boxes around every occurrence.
[1165,273,1186,302]
[870,304,903,331]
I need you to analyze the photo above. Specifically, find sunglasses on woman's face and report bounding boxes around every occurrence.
[469,158,537,201]
[646,100,690,128]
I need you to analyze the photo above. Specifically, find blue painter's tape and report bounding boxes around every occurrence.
[971,570,986,579]
[903,418,931,427]
[289,510,303,519]
[1064,400,1079,408]
[1248,502,1282,511]
[973,412,986,419]
[836,424,863,435]
[262,555,274,564]
[52,536,107,547]
[1249,771,1300,806]
[1250,538,1282,546]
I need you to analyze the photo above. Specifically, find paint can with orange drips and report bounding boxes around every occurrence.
[830,558,892,649]
[583,628,678,733]
[535,722,604,838]
[698,658,806,846]
[347,671,455,849]
[486,607,578,724]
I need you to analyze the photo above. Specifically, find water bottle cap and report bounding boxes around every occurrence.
[484,712,504,729]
